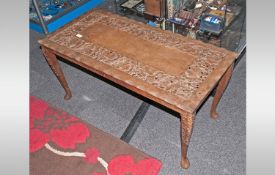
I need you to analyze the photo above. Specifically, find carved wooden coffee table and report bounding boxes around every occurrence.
[38,9,236,169]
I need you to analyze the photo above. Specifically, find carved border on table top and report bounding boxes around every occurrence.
[48,10,228,101]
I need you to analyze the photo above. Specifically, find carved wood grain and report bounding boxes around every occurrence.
[180,112,195,169]
[37,10,237,169]
[47,10,228,102]
[41,47,72,100]
[210,63,234,119]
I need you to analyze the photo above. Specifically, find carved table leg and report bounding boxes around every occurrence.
[180,112,195,169]
[210,63,234,119]
[41,47,72,100]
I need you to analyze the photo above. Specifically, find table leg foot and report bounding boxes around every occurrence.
[64,92,72,100]
[41,47,72,100]
[180,112,195,169]
[181,157,190,169]
[210,63,234,119]
[210,110,218,119]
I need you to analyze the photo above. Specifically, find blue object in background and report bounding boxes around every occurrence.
[167,17,189,26]
[199,14,225,35]
[30,0,104,34]
[147,20,157,27]
[41,5,59,16]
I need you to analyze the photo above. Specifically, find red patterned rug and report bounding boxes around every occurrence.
[30,96,162,175]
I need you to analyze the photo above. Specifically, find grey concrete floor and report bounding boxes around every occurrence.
[30,10,245,174]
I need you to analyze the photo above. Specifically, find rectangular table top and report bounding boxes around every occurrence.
[38,9,236,114]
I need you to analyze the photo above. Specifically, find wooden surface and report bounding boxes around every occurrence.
[38,9,236,169]
[38,9,236,114]
[144,0,162,17]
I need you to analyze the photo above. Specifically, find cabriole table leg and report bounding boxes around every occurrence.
[210,63,234,119]
[180,112,195,169]
[41,47,72,100]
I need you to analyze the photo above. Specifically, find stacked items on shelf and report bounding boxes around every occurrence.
[29,0,103,33]
[120,0,145,16]
[29,0,87,22]
[166,0,242,40]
